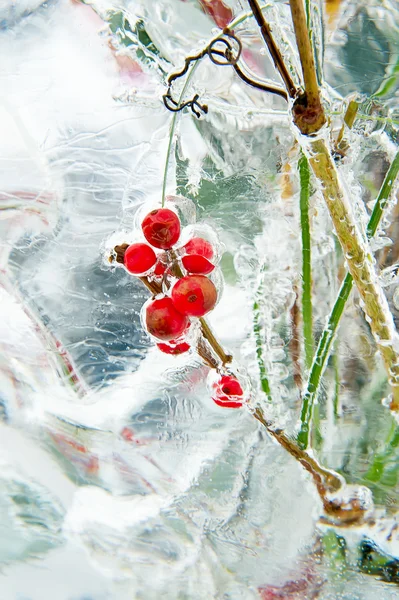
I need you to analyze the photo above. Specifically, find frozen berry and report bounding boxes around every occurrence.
[171,275,217,317]
[142,208,181,249]
[184,237,213,259]
[145,297,189,341]
[182,237,215,274]
[124,243,156,274]
[212,375,245,408]
[182,255,215,274]
[157,341,190,355]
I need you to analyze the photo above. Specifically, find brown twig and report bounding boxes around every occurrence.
[199,317,232,366]
[289,287,303,391]
[253,407,369,524]
[247,0,298,98]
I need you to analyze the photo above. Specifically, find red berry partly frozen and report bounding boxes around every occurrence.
[142,208,181,249]
[124,243,157,274]
[182,237,215,274]
[182,254,215,275]
[157,341,190,355]
[145,297,189,341]
[171,275,217,317]
[184,237,214,260]
[212,374,245,408]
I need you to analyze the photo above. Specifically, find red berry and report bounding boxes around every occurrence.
[184,237,214,259]
[212,375,245,409]
[171,275,217,317]
[145,297,189,341]
[182,237,215,274]
[182,255,215,275]
[157,341,190,355]
[124,243,156,274]
[142,208,181,249]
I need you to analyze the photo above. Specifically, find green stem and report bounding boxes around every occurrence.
[367,151,399,238]
[253,297,272,401]
[298,150,399,449]
[365,421,399,483]
[161,62,199,207]
[299,153,313,370]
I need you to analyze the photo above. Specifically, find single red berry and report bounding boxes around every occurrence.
[157,341,190,355]
[182,237,215,274]
[184,237,214,259]
[212,375,245,409]
[171,275,217,317]
[124,243,156,274]
[145,297,189,341]
[142,208,181,249]
[182,254,215,275]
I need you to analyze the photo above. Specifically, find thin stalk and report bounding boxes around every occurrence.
[253,407,370,524]
[161,62,200,207]
[336,100,359,148]
[367,151,399,238]
[299,153,313,369]
[253,298,273,400]
[298,151,399,448]
[289,0,320,107]
[288,0,325,133]
[247,0,298,98]
[199,318,232,365]
[364,421,399,483]
[289,289,303,390]
[161,4,280,208]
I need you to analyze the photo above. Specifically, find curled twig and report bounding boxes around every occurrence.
[163,28,287,118]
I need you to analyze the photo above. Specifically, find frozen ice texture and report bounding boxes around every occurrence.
[2,0,399,598]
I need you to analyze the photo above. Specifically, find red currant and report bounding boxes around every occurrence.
[171,275,217,317]
[157,341,190,355]
[182,255,215,275]
[182,237,215,274]
[124,243,156,274]
[142,208,181,249]
[145,297,189,341]
[212,375,245,408]
[184,237,213,259]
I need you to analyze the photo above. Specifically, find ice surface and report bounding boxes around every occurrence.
[2,0,399,598]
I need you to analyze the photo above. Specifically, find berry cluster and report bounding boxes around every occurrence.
[109,203,247,409]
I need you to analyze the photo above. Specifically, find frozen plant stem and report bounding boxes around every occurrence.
[161,62,200,208]
[298,151,399,448]
[286,0,399,416]
[298,153,313,370]
[288,0,325,134]
[253,407,369,524]
[253,296,272,400]
[307,140,399,409]
[247,0,297,98]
